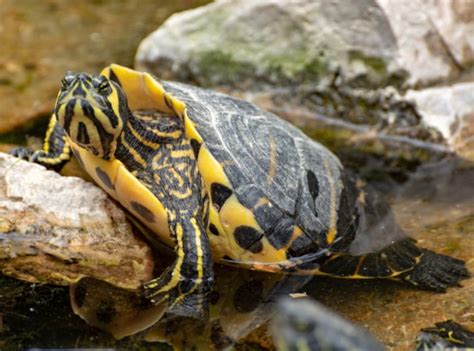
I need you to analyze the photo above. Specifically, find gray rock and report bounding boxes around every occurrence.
[0,152,154,289]
[136,0,401,88]
[137,0,473,89]
[134,0,474,155]
[406,82,474,160]
[376,0,474,87]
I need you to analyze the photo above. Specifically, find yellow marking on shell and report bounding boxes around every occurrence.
[101,64,176,115]
[326,227,337,245]
[197,145,231,187]
[267,134,277,184]
[69,141,172,245]
[322,156,338,245]
[197,145,290,263]
[221,196,288,263]
[183,110,203,143]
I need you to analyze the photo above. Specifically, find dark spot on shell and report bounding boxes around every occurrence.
[95,167,114,190]
[209,223,219,236]
[96,299,116,324]
[190,139,201,159]
[307,170,319,201]
[234,226,263,253]
[266,217,295,250]
[211,183,233,211]
[74,284,87,308]
[287,233,318,258]
[254,204,295,249]
[131,201,155,223]
[233,280,264,313]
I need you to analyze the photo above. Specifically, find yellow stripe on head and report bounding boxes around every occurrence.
[54,71,128,160]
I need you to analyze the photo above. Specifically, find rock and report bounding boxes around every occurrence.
[136,0,473,90]
[135,0,474,157]
[0,152,154,289]
[405,82,474,160]
[376,0,474,86]
[136,0,402,88]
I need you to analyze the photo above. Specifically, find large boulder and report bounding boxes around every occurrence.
[135,0,474,159]
[0,152,154,289]
[136,0,402,88]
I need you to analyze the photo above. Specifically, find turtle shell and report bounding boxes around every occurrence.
[98,65,359,273]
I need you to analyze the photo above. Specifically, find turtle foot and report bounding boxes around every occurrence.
[401,250,470,292]
[416,320,474,349]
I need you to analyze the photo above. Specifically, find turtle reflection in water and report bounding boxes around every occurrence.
[12,64,470,316]
[273,298,474,351]
[70,266,312,349]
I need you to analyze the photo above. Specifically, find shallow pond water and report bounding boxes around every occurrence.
[0,1,473,351]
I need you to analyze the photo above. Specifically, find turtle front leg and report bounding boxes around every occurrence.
[143,215,214,317]
[10,114,71,172]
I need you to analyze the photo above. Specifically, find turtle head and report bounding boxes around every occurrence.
[54,71,129,159]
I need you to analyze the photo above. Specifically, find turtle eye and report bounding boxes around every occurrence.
[96,78,111,95]
[61,72,75,89]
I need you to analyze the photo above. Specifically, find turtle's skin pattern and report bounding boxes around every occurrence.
[273,297,385,351]
[274,298,474,351]
[11,65,470,312]
[416,320,474,351]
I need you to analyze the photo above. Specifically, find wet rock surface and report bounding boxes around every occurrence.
[0,152,153,289]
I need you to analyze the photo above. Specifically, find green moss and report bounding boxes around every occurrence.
[195,50,255,85]
[195,47,330,86]
[348,50,387,75]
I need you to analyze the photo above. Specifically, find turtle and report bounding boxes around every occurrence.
[273,297,474,351]
[272,297,385,351]
[11,64,470,315]
[416,320,474,350]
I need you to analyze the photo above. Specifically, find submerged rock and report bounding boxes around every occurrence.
[0,152,154,289]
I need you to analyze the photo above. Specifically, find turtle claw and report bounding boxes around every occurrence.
[142,277,211,319]
[416,320,474,349]
[401,250,470,292]
[10,146,35,161]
